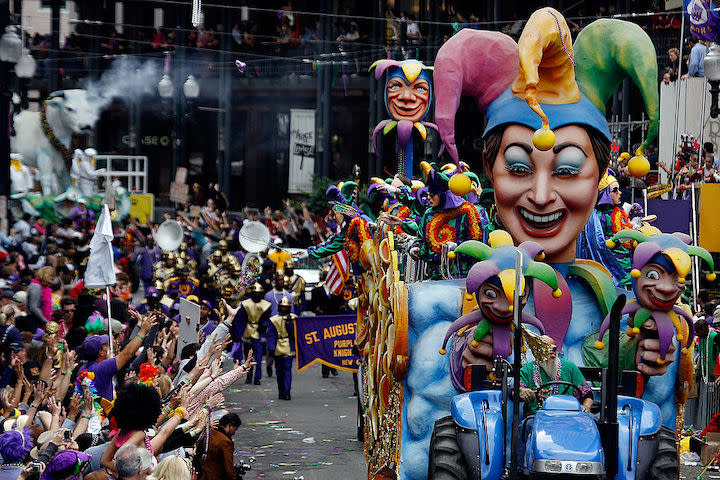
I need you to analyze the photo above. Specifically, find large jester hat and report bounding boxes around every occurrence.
[433,7,659,185]
[596,229,716,360]
[439,230,561,360]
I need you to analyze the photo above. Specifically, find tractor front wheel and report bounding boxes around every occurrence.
[647,426,679,480]
[428,416,469,480]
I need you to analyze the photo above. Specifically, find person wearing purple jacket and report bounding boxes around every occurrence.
[133,237,162,292]
[75,312,157,401]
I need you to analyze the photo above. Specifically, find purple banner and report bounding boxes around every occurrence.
[293,314,360,372]
[646,198,691,235]
[685,0,720,42]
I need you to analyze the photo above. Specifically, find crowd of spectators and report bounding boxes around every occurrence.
[0,174,354,480]
[18,0,687,81]
[0,199,262,480]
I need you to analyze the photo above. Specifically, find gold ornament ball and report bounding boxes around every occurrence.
[448,173,472,196]
[628,155,650,178]
[532,128,555,151]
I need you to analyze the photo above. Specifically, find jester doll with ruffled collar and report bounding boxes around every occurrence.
[438,231,561,392]
[299,182,372,274]
[405,162,484,279]
[594,229,715,387]
[366,177,418,235]
[370,59,441,179]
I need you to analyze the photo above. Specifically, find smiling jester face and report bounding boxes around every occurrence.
[488,124,599,262]
[635,260,683,311]
[386,74,431,123]
[476,278,529,325]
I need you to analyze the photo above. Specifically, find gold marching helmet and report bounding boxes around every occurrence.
[284,258,295,270]
[249,282,264,293]
[278,296,293,308]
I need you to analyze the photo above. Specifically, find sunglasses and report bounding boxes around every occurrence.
[611,187,621,193]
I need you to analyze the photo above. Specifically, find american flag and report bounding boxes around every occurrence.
[326,250,350,295]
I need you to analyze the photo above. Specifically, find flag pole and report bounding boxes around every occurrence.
[106,285,114,357]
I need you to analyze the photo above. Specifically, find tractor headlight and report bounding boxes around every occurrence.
[544,461,562,473]
[576,462,594,474]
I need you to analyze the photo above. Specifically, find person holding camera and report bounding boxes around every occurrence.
[196,413,241,480]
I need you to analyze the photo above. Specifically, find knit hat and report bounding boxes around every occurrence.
[40,450,91,480]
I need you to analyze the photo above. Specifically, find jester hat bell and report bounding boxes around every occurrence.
[433,8,659,163]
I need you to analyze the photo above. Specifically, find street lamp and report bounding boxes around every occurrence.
[14,49,35,78]
[182,75,200,99]
[0,25,21,63]
[704,43,720,118]
[157,74,174,98]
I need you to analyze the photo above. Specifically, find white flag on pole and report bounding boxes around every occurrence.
[84,204,117,288]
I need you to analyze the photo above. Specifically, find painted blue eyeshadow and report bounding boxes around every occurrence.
[554,147,586,172]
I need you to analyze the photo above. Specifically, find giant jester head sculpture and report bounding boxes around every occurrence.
[433,8,659,263]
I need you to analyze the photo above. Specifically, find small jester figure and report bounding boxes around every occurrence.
[595,228,716,380]
[440,231,561,392]
[296,183,373,274]
[231,282,272,385]
[440,161,493,237]
[406,162,484,279]
[595,171,634,285]
[283,259,306,314]
[266,296,297,400]
[367,178,414,235]
[370,59,441,179]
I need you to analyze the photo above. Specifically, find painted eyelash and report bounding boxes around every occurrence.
[505,164,532,174]
[553,167,580,175]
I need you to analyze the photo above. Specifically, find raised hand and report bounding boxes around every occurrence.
[68,393,82,419]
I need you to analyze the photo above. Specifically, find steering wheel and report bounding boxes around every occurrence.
[535,381,584,408]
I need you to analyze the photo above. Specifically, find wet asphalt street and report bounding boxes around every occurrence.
[225,361,366,480]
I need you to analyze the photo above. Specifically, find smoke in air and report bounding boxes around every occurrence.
[80,56,162,111]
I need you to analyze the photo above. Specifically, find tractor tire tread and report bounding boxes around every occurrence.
[647,425,679,480]
[428,416,469,480]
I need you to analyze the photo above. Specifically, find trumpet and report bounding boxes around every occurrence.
[646,183,673,199]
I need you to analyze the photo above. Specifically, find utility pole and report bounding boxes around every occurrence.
[219,6,233,197]
[49,0,61,92]
[0,0,10,233]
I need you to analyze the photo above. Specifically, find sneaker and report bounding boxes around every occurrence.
[331,368,338,376]
[253,379,261,385]
[245,377,252,384]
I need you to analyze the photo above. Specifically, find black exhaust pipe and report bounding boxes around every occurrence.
[603,294,626,479]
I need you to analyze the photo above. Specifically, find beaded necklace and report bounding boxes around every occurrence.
[533,358,562,394]
[40,102,79,170]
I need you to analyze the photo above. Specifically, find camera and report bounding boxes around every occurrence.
[235,463,251,480]
[29,462,43,473]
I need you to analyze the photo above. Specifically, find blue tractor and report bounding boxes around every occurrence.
[427,295,678,480]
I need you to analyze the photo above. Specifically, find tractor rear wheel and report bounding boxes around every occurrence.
[428,416,469,480]
[647,426,679,480]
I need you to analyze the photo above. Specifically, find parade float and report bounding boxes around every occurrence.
[9,89,131,222]
[353,7,701,480]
